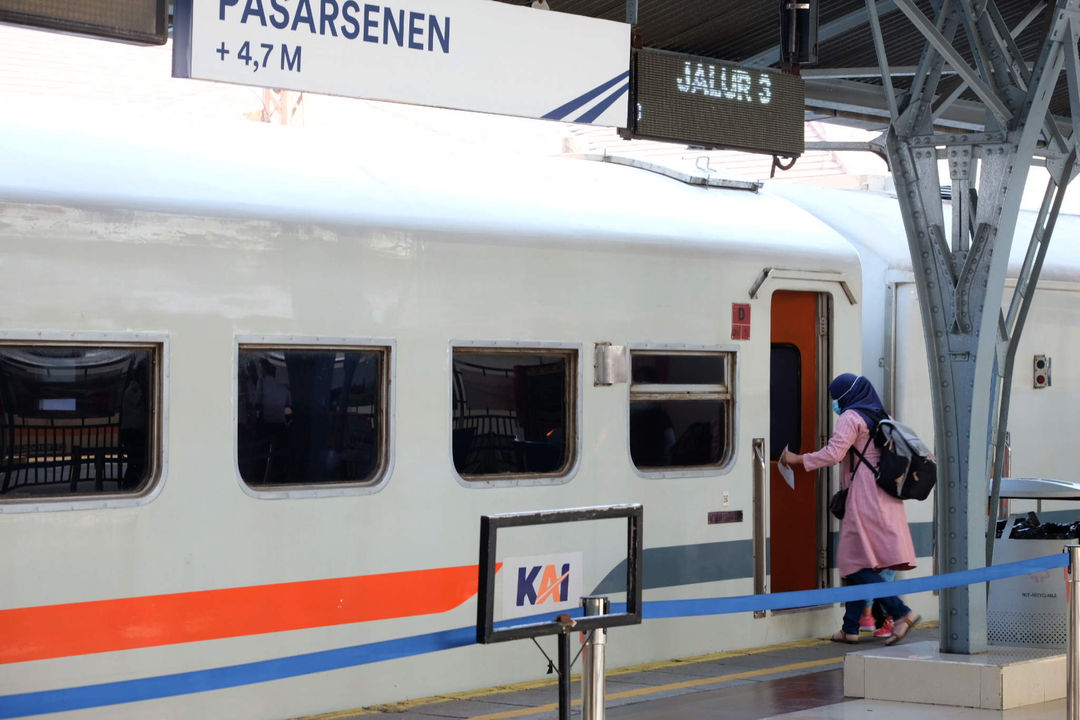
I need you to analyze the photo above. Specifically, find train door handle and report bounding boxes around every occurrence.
[752,437,767,616]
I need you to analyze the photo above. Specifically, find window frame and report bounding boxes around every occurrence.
[627,343,739,478]
[450,340,581,488]
[235,335,395,499]
[0,330,168,513]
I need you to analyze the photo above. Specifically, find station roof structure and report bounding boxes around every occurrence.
[498,0,1068,133]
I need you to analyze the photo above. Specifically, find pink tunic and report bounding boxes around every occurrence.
[802,410,917,578]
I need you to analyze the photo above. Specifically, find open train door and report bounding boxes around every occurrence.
[769,290,830,595]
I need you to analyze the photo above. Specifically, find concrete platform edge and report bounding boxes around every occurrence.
[843,640,1065,710]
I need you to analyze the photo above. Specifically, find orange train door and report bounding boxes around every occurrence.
[769,290,826,594]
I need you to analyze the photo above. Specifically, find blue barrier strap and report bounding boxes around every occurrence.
[640,552,1069,618]
[458,553,1070,625]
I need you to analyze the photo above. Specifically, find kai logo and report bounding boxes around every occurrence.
[516,563,571,606]
[502,552,583,620]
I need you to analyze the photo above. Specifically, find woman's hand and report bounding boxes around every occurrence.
[780,448,803,467]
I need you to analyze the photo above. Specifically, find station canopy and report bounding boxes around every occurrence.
[499,0,1073,134]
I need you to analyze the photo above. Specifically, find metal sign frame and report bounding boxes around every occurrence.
[477,504,643,644]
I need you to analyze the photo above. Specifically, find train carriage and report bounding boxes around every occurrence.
[0,110,1074,719]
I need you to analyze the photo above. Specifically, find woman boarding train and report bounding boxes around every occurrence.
[780,373,922,645]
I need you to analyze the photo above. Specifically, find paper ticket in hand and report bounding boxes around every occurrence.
[778,445,795,489]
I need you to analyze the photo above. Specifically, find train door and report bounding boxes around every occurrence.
[769,290,829,594]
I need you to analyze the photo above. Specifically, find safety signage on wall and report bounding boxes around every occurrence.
[172,0,630,127]
[732,303,751,340]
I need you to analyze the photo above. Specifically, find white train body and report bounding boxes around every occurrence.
[0,112,1077,720]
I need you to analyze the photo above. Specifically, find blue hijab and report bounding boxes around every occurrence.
[829,373,886,429]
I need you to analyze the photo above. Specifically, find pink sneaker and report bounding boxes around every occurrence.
[859,609,875,632]
[873,617,894,638]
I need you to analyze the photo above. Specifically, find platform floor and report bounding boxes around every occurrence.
[302,624,1064,720]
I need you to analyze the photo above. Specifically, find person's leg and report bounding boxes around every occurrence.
[881,588,921,646]
[860,600,876,630]
[871,570,897,636]
[842,569,885,635]
[847,568,919,644]
[875,591,910,622]
[871,599,886,625]
[851,569,902,621]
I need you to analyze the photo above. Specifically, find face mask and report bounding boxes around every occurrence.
[832,376,859,416]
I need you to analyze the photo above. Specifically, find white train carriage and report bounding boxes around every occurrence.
[0,109,1073,719]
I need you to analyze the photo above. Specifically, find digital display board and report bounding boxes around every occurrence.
[0,0,167,45]
[628,48,805,157]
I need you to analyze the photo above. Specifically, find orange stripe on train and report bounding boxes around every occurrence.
[0,564,489,664]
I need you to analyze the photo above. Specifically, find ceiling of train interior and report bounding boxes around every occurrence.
[497,0,1068,134]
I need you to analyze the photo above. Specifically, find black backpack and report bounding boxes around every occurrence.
[851,414,937,501]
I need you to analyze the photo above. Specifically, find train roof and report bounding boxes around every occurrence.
[766,182,1080,285]
[0,106,859,271]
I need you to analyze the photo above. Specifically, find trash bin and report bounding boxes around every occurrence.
[987,477,1080,649]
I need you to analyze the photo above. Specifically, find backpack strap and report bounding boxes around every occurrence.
[848,435,878,480]
[843,410,886,481]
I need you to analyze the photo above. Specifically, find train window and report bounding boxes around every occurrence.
[452,349,575,478]
[0,344,158,499]
[629,351,733,470]
[237,347,387,488]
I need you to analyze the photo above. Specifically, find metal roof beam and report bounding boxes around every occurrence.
[931,3,1044,122]
[1065,15,1080,145]
[900,0,958,135]
[804,78,986,130]
[866,0,900,120]
[801,65,956,79]
[894,0,1013,123]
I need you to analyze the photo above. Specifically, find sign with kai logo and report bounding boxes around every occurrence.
[501,552,583,620]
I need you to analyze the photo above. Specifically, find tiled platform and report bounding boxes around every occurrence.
[843,641,1065,710]
[302,626,1066,720]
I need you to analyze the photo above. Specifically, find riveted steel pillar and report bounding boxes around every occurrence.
[873,0,1080,653]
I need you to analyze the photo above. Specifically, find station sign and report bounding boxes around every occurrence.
[0,0,167,45]
[172,0,630,127]
[627,48,805,156]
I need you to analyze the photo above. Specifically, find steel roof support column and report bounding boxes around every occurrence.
[873,0,1080,653]
[987,148,1077,569]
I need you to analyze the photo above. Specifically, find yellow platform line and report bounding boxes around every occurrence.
[464,657,843,720]
[296,627,940,719]
[297,636,840,718]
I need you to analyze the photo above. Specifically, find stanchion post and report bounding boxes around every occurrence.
[581,596,610,720]
[1068,544,1080,720]
[558,630,571,720]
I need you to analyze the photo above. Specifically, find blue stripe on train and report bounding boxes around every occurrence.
[0,627,474,718]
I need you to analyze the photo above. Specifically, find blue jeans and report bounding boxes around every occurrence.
[842,568,910,635]
[863,568,896,610]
